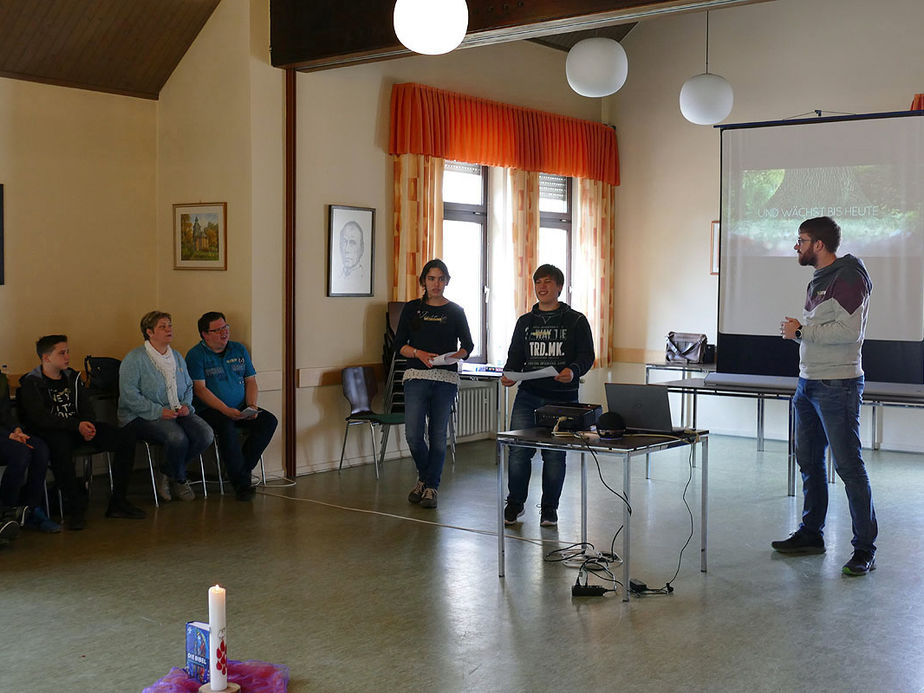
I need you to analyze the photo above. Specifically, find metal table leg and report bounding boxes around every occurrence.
[701,435,708,572]
[787,397,796,497]
[581,453,587,545]
[757,396,765,452]
[871,404,881,451]
[623,451,630,602]
[497,440,505,578]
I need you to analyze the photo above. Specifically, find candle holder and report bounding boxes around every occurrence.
[198,683,240,693]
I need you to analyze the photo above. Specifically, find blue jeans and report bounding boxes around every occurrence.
[128,414,214,482]
[792,376,877,553]
[0,435,50,509]
[403,378,457,489]
[506,389,574,510]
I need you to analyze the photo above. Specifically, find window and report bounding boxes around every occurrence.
[538,173,572,303]
[442,162,572,364]
[442,161,487,360]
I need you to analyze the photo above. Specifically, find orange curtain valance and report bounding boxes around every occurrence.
[389,82,619,186]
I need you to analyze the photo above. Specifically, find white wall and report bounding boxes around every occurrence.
[604,0,924,450]
[294,42,602,473]
[0,80,156,373]
[156,0,285,474]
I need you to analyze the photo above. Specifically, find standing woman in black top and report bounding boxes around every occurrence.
[393,259,474,509]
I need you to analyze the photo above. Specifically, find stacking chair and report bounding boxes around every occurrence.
[338,366,404,479]
[209,435,267,495]
[141,441,209,507]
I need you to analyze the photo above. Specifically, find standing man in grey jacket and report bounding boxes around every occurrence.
[773,216,877,576]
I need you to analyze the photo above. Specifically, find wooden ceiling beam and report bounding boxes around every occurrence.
[270,0,772,71]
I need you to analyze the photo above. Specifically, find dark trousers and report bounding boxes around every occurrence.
[39,422,137,509]
[198,408,277,490]
[0,435,51,509]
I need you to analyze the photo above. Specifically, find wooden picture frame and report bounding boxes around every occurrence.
[328,204,374,297]
[710,220,720,276]
[173,202,227,270]
[0,184,4,285]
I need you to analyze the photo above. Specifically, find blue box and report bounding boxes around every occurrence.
[185,621,210,684]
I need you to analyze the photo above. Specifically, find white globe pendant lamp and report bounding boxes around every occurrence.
[393,0,469,56]
[679,13,734,125]
[566,37,628,98]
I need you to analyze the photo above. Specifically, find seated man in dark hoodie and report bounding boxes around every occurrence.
[1,370,59,533]
[501,264,595,527]
[18,335,146,529]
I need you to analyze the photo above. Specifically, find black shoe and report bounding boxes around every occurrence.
[0,518,20,543]
[65,512,86,531]
[504,502,525,525]
[235,485,257,502]
[771,529,825,554]
[540,507,558,527]
[105,498,147,519]
[1,505,28,525]
[843,549,876,576]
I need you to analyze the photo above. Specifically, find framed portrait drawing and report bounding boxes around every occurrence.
[174,202,227,270]
[328,205,374,297]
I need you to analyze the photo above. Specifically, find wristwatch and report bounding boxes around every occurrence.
[794,327,803,340]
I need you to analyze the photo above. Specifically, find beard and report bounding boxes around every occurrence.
[798,250,817,267]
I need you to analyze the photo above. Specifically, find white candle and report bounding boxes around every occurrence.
[208,585,228,690]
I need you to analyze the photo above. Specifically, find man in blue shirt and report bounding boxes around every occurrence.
[186,312,277,501]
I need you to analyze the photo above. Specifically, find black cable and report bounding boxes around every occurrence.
[544,541,595,562]
[633,442,697,596]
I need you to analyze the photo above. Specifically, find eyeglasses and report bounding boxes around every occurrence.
[795,237,813,245]
[207,324,231,334]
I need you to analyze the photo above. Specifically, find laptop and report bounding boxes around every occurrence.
[459,362,504,378]
[604,383,685,435]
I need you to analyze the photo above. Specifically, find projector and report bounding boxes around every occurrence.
[534,403,602,431]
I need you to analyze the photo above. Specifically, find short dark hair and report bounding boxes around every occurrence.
[799,216,841,253]
[36,335,67,359]
[198,311,226,336]
[533,264,565,287]
[140,311,171,340]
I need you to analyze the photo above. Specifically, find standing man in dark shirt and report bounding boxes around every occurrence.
[186,312,277,501]
[18,335,146,529]
[502,265,595,526]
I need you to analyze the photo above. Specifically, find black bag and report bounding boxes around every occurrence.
[665,332,708,363]
[84,356,121,395]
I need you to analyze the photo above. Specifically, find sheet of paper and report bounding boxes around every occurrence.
[429,351,460,366]
[502,366,559,382]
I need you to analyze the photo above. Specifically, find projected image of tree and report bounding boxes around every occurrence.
[729,165,919,256]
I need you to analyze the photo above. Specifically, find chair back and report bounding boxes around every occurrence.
[341,366,377,416]
[84,355,121,396]
[387,301,406,337]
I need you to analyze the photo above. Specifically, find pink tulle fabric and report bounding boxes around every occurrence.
[143,660,289,693]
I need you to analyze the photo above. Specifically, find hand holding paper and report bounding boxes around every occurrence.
[502,366,559,382]
[429,351,460,367]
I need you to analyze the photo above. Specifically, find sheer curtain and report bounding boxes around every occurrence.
[390,82,620,363]
[573,178,617,368]
[392,154,443,301]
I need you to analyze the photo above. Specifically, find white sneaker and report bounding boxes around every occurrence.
[154,471,172,502]
[170,480,195,502]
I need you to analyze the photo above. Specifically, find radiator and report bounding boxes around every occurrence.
[454,381,498,440]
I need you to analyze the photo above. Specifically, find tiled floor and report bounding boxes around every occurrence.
[1,435,920,692]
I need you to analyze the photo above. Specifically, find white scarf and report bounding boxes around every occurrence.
[144,341,180,410]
